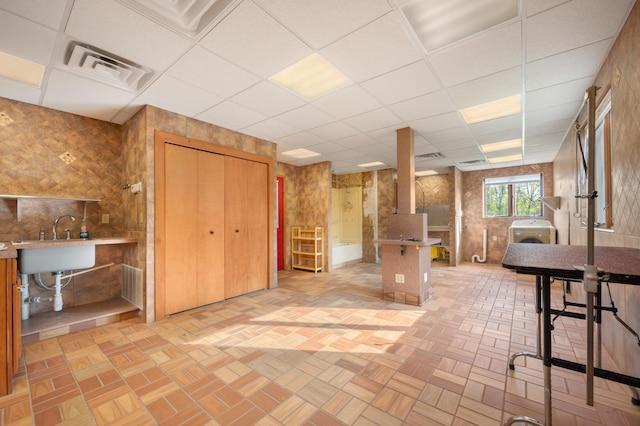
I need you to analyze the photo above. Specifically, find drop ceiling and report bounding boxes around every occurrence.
[0,0,635,175]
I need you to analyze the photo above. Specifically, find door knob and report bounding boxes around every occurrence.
[209,230,214,235]
[235,229,240,233]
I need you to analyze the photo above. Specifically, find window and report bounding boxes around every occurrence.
[484,174,542,217]
[577,89,613,228]
[594,91,613,228]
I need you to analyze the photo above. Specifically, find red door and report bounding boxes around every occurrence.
[277,176,284,270]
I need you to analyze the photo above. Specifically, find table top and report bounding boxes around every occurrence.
[502,243,640,285]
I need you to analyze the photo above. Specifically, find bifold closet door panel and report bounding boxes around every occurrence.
[164,144,198,315]
[246,160,268,293]
[196,150,225,306]
[224,156,248,298]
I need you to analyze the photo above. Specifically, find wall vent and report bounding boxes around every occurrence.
[122,264,143,309]
[416,152,445,159]
[66,42,152,91]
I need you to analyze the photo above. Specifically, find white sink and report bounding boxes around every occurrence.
[18,243,96,274]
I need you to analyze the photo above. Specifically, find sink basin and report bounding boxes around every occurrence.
[18,244,96,274]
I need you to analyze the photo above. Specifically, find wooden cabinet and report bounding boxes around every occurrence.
[155,132,273,319]
[1,258,20,396]
[225,156,268,298]
[292,227,323,273]
[164,144,225,315]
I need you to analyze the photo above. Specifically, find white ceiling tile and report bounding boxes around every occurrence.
[388,90,456,122]
[321,13,421,82]
[42,69,136,121]
[426,126,473,144]
[526,0,632,62]
[0,0,68,30]
[526,119,573,138]
[0,10,57,64]
[199,0,312,78]
[197,100,267,130]
[241,117,300,141]
[447,67,522,109]
[432,136,477,151]
[231,80,305,117]
[276,104,335,130]
[344,108,403,133]
[65,0,192,70]
[275,131,326,148]
[468,114,522,137]
[335,133,380,149]
[360,60,441,105]
[166,46,261,98]
[306,141,349,155]
[526,100,582,127]
[441,146,483,161]
[526,39,610,91]
[408,112,466,134]
[253,0,391,49]
[525,0,570,17]
[429,21,522,87]
[313,85,381,120]
[309,121,359,141]
[526,77,592,112]
[0,79,41,104]
[135,74,223,117]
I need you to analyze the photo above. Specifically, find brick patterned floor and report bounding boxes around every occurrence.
[1,262,639,425]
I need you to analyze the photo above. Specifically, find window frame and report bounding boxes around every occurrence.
[483,173,543,218]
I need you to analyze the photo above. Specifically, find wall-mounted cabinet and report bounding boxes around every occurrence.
[0,194,100,221]
[292,227,323,273]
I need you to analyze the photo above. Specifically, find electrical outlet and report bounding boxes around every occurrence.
[492,235,497,241]
[395,273,405,283]
[102,214,109,224]
[138,211,145,225]
[424,272,428,282]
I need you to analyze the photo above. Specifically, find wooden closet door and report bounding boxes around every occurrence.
[246,160,268,293]
[224,156,248,298]
[196,151,225,305]
[165,144,198,314]
[165,145,225,314]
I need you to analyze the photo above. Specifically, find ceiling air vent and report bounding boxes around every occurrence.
[416,152,445,159]
[66,42,152,91]
[460,159,488,165]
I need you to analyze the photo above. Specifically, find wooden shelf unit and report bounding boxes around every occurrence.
[292,227,323,273]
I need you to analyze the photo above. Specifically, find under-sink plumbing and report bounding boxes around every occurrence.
[52,214,75,240]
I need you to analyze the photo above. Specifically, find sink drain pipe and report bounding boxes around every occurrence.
[471,229,488,263]
[20,263,115,319]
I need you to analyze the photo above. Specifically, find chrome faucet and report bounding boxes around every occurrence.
[52,215,76,240]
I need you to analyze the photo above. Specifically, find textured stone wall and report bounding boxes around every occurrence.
[552,2,640,379]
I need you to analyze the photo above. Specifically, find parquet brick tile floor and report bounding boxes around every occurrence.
[1,262,639,425]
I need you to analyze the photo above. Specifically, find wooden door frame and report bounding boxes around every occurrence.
[276,175,285,271]
[154,130,275,320]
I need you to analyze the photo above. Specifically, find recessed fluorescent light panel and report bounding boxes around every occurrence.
[481,138,522,153]
[401,0,519,52]
[358,161,385,168]
[270,53,350,99]
[281,148,321,159]
[415,170,438,176]
[488,154,522,163]
[0,51,45,87]
[460,95,521,124]
[118,0,237,38]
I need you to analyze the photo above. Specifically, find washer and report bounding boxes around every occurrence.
[509,219,556,244]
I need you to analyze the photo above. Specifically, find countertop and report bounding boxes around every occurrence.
[502,243,640,285]
[0,237,137,260]
[373,238,442,247]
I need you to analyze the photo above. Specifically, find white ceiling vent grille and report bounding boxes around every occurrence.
[118,0,239,39]
[66,43,152,91]
[416,152,445,159]
[460,159,488,165]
